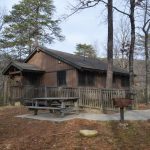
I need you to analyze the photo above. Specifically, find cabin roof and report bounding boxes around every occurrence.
[25,46,129,76]
[2,61,44,75]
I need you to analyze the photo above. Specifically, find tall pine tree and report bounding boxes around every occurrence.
[74,43,97,58]
[0,0,64,60]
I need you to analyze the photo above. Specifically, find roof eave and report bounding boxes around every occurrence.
[22,69,45,73]
[80,67,129,76]
[2,62,23,75]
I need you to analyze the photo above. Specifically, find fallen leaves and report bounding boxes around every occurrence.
[0,106,149,150]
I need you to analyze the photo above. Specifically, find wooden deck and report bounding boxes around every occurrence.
[7,85,136,110]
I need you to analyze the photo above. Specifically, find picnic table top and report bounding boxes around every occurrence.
[32,97,79,101]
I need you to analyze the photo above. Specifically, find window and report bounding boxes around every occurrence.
[57,71,66,86]
[78,71,95,86]
[113,77,116,87]
[121,77,129,87]
[113,77,116,83]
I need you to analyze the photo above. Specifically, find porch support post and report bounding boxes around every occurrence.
[20,72,23,104]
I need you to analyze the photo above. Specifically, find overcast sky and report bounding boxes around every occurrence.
[0,0,127,57]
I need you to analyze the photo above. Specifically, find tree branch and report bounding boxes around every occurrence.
[100,0,130,17]
[64,0,130,21]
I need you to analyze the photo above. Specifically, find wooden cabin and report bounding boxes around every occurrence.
[2,46,129,89]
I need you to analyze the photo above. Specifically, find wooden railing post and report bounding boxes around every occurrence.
[101,89,104,110]
[44,86,47,97]
[99,89,102,110]
[78,87,81,106]
[3,79,8,105]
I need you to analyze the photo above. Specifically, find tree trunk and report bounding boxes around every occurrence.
[144,33,149,104]
[129,0,135,92]
[106,0,113,88]
[143,0,149,104]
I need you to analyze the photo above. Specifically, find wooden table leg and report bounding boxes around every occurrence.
[75,101,79,115]
[35,100,38,107]
[34,109,38,115]
[32,100,34,106]
[60,101,65,117]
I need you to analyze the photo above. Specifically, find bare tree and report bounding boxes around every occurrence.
[0,8,6,53]
[101,0,137,92]
[68,0,145,92]
[68,0,114,88]
[106,0,113,88]
[0,8,5,32]
[114,18,130,69]
[141,0,150,104]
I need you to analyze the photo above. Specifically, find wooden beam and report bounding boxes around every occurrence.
[9,71,21,75]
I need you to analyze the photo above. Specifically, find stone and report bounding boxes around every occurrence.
[79,130,98,137]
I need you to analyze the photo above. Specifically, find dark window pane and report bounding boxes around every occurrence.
[78,71,86,86]
[57,71,66,86]
[113,77,116,84]
[86,72,94,86]
[121,77,129,87]
[78,71,95,86]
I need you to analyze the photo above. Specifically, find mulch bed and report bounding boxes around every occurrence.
[0,106,150,150]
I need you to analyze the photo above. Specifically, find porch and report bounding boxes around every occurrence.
[9,85,135,111]
[2,61,44,86]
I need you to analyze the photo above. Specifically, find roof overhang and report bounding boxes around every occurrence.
[80,67,129,77]
[2,62,45,75]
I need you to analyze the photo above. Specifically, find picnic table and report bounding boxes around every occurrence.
[27,97,79,117]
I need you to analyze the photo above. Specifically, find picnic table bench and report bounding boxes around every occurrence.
[27,97,79,117]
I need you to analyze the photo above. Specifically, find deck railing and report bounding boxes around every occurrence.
[3,84,150,108]
[135,88,150,103]
[10,86,132,110]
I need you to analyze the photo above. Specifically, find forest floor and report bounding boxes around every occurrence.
[0,106,150,150]
[137,103,150,110]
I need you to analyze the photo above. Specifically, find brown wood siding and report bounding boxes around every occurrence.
[23,50,128,88]
[42,72,57,87]
[67,69,78,87]
[97,74,106,88]
[115,78,122,88]
[27,51,77,87]
[77,72,106,88]
[28,51,73,72]
[13,76,22,86]
[95,74,124,89]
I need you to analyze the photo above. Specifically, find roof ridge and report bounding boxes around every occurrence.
[38,45,108,63]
